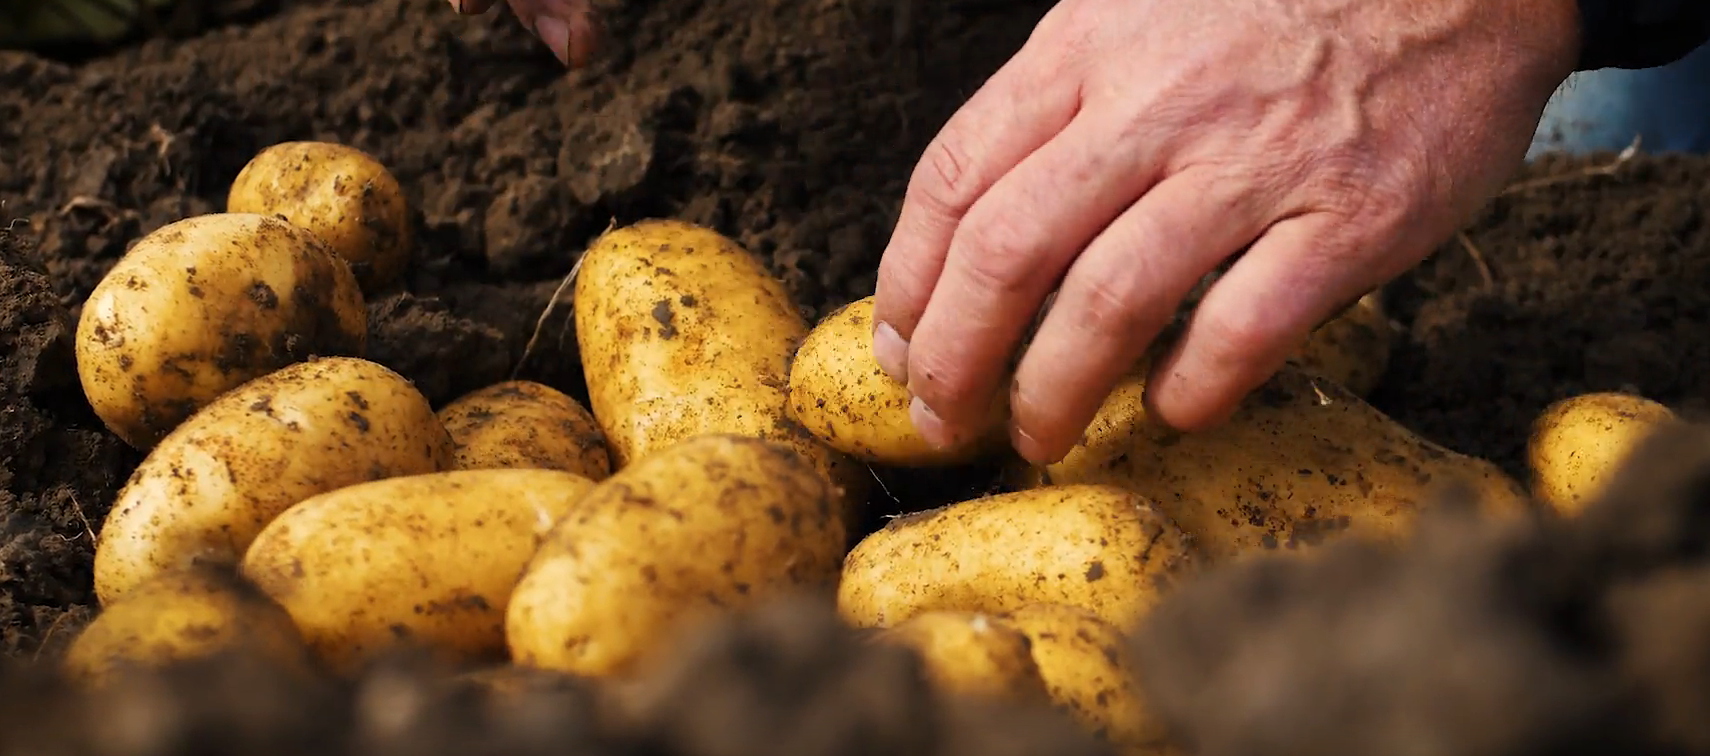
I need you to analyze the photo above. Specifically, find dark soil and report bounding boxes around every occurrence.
[3,0,1710,752]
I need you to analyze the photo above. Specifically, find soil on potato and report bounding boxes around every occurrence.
[3,0,1710,751]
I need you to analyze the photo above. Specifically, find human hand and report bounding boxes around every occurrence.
[872,0,1582,465]
[447,0,599,68]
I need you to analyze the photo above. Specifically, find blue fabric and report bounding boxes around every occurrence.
[1528,41,1710,158]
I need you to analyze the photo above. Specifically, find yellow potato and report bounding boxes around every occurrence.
[94,356,454,606]
[998,603,1170,756]
[1527,392,1679,517]
[62,567,311,687]
[436,380,611,479]
[789,295,1008,467]
[241,468,598,676]
[838,484,1199,630]
[227,141,412,291]
[1288,290,1392,397]
[75,212,367,450]
[1046,362,1530,563]
[506,434,847,678]
[572,219,866,520]
[874,610,1050,703]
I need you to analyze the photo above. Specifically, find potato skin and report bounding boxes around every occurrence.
[1046,363,1529,563]
[838,484,1199,630]
[1528,392,1678,517]
[573,219,866,517]
[75,212,367,450]
[62,567,310,687]
[1288,290,1391,397]
[94,356,454,606]
[874,610,1050,703]
[437,380,611,479]
[506,434,847,678]
[241,468,599,676]
[227,141,412,291]
[998,603,1171,756]
[789,296,1008,467]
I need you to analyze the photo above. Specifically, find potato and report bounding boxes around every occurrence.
[241,468,599,676]
[1527,392,1679,517]
[437,380,611,479]
[63,567,311,687]
[227,141,412,291]
[572,219,866,519]
[75,212,367,450]
[874,610,1049,703]
[1288,290,1391,397]
[789,295,1008,467]
[838,484,1198,630]
[94,356,454,606]
[998,603,1170,756]
[506,434,847,678]
[1045,362,1530,563]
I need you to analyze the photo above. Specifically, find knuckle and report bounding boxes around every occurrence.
[910,132,981,216]
[955,212,1052,295]
[1197,302,1286,360]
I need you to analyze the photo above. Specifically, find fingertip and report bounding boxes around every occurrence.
[872,320,910,383]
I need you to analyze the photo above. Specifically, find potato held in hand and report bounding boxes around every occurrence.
[75,212,366,450]
[875,610,1049,703]
[999,603,1170,756]
[227,141,412,291]
[1046,363,1529,563]
[839,484,1198,630]
[1528,392,1679,517]
[437,380,611,479]
[242,468,599,675]
[790,296,1008,467]
[94,356,454,606]
[1288,290,1391,397]
[506,434,847,678]
[573,219,865,515]
[63,567,310,687]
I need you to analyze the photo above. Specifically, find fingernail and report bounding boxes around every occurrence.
[873,321,909,383]
[909,396,953,449]
[533,15,573,67]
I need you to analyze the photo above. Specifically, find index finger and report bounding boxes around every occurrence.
[871,46,1083,381]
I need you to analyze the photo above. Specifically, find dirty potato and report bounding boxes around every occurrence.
[506,434,847,678]
[94,356,454,606]
[789,295,1008,467]
[1045,362,1530,563]
[437,380,611,479]
[227,141,412,291]
[1288,290,1392,397]
[75,212,366,450]
[573,219,866,518]
[241,468,599,676]
[1528,392,1680,517]
[998,603,1171,756]
[838,484,1198,631]
[874,610,1050,703]
[62,567,311,687]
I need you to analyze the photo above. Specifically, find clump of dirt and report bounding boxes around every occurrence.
[1130,421,1710,756]
[1377,152,1710,475]
[0,595,1114,756]
[0,225,136,659]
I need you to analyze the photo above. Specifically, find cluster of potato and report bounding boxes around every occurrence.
[61,137,1693,756]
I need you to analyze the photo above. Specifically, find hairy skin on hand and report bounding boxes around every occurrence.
[868,0,1581,463]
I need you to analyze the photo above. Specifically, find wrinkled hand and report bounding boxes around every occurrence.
[448,0,599,67]
[872,0,1582,464]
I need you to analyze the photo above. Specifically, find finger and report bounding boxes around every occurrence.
[451,0,500,13]
[512,0,598,66]
[1143,215,1384,432]
[902,111,1164,447]
[1006,169,1270,463]
[871,48,1083,381]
